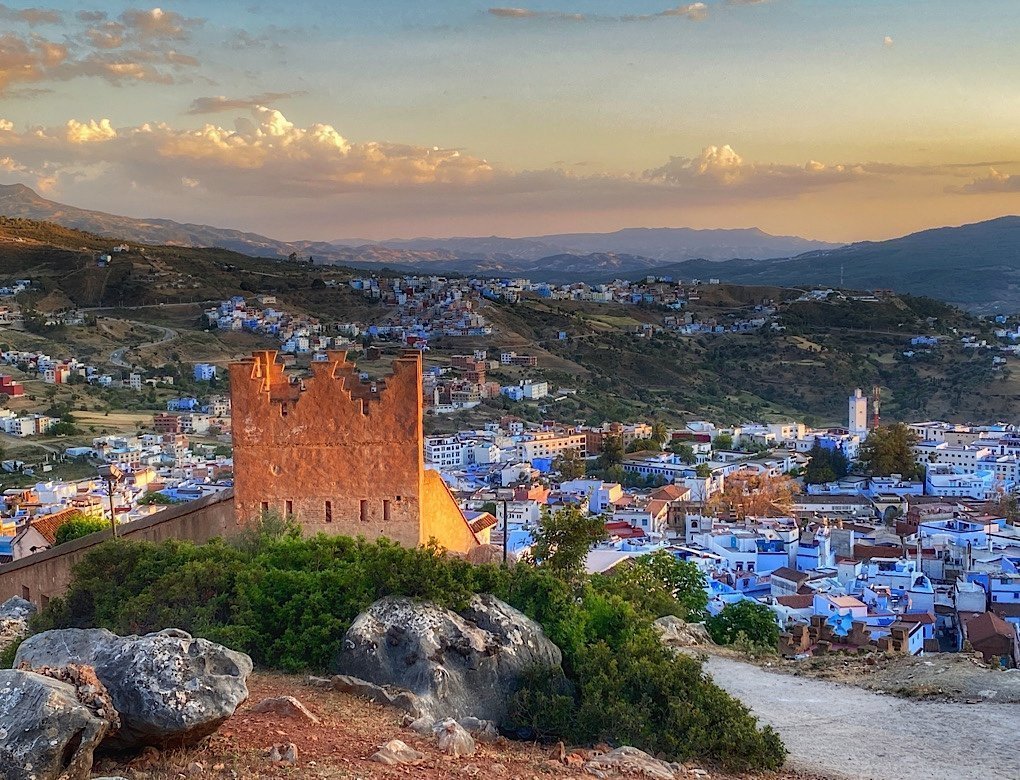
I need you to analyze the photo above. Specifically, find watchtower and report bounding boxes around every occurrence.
[229,349,479,552]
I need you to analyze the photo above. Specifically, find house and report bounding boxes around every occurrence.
[11,508,80,560]
[770,566,811,597]
[962,612,1019,667]
[194,363,217,381]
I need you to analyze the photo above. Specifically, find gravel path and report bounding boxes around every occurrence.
[705,656,1020,780]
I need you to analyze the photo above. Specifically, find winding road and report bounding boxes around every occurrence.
[106,320,178,369]
[704,656,1020,780]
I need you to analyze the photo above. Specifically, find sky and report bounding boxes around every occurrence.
[0,0,1018,242]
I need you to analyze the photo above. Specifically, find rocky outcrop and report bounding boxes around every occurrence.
[15,628,252,751]
[0,669,110,780]
[335,594,562,727]
[654,616,714,649]
[0,596,36,652]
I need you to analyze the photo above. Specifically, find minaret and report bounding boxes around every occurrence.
[848,388,868,437]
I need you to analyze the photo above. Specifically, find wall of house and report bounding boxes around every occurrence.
[0,490,235,608]
[230,350,478,553]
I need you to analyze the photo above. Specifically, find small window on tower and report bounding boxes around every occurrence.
[360,500,368,523]
[325,501,333,523]
[260,501,269,514]
[285,500,293,516]
[383,499,392,522]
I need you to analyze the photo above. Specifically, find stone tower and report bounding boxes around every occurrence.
[229,349,479,553]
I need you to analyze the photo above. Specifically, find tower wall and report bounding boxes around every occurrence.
[230,349,475,551]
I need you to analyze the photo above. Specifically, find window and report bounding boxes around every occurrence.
[383,499,392,522]
[21,586,30,601]
[285,500,293,516]
[360,500,368,523]
[260,501,269,514]
[325,500,332,523]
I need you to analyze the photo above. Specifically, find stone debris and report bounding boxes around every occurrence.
[21,662,120,731]
[434,718,477,757]
[0,595,36,651]
[369,738,425,765]
[250,694,320,723]
[267,742,299,764]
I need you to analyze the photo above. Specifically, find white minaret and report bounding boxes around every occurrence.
[849,388,868,436]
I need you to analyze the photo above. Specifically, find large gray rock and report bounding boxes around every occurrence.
[335,594,562,727]
[15,628,252,751]
[0,596,36,653]
[653,615,714,649]
[0,669,110,780]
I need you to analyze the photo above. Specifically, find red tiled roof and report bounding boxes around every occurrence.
[776,594,814,609]
[30,507,81,545]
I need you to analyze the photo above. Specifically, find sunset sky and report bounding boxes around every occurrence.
[0,0,1018,242]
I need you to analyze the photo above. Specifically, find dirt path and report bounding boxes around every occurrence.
[107,319,178,368]
[705,656,1020,780]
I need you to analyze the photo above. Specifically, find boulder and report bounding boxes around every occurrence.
[250,695,319,724]
[433,719,476,757]
[584,746,682,780]
[15,628,252,751]
[653,616,714,649]
[336,595,562,727]
[0,669,110,780]
[0,596,36,652]
[370,739,424,766]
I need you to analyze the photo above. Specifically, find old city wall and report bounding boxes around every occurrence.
[230,350,429,548]
[0,489,235,608]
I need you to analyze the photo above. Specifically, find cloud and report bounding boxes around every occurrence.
[0,107,497,197]
[0,3,61,26]
[488,3,707,22]
[85,22,126,50]
[642,144,864,196]
[187,92,307,115]
[956,169,1020,194]
[883,35,894,47]
[119,7,202,40]
[0,9,205,95]
[726,0,770,4]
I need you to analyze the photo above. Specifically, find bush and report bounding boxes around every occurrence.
[706,600,780,650]
[32,531,785,771]
[54,515,109,545]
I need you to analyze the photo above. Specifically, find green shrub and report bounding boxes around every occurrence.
[706,600,780,650]
[32,532,785,770]
[54,515,109,546]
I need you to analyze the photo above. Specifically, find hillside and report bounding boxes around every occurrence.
[657,217,1020,313]
[1,219,1013,428]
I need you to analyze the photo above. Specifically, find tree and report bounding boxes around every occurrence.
[650,421,669,446]
[804,442,851,485]
[713,432,733,450]
[707,472,799,518]
[706,600,779,649]
[669,441,696,464]
[598,435,624,469]
[530,506,608,580]
[984,486,1020,525]
[857,423,922,478]
[554,449,586,480]
[54,514,109,545]
[626,437,659,453]
[603,550,709,615]
[694,463,712,478]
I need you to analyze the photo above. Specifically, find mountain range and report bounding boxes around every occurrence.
[1,182,1018,310]
[0,183,835,281]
